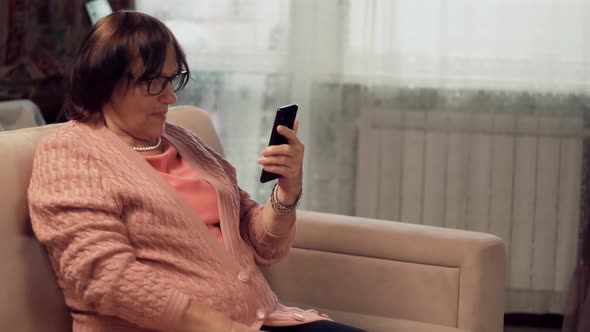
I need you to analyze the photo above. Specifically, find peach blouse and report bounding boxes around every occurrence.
[144,140,223,245]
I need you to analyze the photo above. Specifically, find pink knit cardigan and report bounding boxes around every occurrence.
[28,121,327,332]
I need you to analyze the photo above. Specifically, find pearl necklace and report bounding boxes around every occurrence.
[132,137,162,152]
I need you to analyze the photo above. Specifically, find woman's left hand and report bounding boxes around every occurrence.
[257,120,304,204]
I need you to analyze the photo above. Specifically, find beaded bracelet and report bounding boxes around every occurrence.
[271,183,302,215]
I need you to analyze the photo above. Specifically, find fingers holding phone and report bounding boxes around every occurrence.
[274,121,301,147]
[258,105,304,203]
[258,122,304,171]
[257,142,304,203]
[259,104,299,183]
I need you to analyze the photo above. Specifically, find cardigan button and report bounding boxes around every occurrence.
[256,309,266,320]
[238,271,250,282]
[292,313,305,321]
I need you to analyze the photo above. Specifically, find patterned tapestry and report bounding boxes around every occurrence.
[0,0,131,122]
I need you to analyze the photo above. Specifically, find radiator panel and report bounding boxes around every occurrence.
[355,109,583,313]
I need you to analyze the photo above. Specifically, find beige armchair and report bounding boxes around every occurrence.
[0,105,506,332]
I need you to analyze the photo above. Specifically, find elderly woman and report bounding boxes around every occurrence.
[28,10,365,332]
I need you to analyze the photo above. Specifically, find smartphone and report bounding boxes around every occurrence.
[260,104,299,183]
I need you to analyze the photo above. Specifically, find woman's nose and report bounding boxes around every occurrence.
[158,82,177,105]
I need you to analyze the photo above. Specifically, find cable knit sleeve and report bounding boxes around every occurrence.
[238,187,296,266]
[28,133,190,331]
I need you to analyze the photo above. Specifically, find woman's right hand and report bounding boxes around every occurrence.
[175,301,258,332]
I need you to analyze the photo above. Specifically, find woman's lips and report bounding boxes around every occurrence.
[152,111,167,119]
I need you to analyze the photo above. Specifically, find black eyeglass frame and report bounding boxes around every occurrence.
[139,69,189,96]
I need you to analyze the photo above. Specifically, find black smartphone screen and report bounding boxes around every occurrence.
[260,104,299,183]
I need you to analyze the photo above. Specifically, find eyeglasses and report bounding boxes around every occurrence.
[141,70,188,95]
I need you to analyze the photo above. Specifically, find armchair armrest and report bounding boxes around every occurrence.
[262,210,506,332]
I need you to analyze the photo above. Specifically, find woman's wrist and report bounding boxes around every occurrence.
[276,185,302,205]
[271,183,302,215]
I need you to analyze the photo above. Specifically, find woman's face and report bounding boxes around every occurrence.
[102,44,179,144]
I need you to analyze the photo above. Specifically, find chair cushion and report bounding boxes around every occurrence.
[283,302,470,332]
[0,124,71,332]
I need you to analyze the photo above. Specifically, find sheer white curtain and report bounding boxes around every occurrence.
[137,0,293,199]
[136,0,590,314]
[344,0,590,90]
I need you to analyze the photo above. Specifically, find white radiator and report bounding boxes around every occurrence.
[355,108,584,313]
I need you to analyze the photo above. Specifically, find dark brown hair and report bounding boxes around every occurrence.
[65,10,190,124]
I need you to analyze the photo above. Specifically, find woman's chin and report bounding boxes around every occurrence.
[151,123,166,137]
